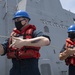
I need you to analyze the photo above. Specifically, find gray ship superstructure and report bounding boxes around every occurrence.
[0,0,75,75]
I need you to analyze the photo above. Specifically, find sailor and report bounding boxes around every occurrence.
[59,24,75,75]
[0,10,51,75]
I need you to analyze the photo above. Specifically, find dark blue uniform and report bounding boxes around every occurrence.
[2,30,50,75]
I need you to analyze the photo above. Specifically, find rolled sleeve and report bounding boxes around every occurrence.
[1,39,9,56]
[60,44,66,53]
[33,30,51,41]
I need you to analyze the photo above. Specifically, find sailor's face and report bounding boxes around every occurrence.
[68,32,75,39]
[14,17,27,24]
[13,17,28,30]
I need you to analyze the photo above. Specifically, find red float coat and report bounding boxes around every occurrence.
[7,25,41,59]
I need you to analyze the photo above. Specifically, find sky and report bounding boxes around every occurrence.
[59,0,75,14]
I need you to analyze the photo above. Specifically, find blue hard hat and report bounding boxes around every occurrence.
[68,24,75,32]
[13,10,31,20]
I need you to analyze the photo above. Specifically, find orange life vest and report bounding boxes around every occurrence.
[65,38,75,66]
[7,24,41,59]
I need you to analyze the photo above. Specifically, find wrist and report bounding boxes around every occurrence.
[63,50,70,57]
[22,39,29,46]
